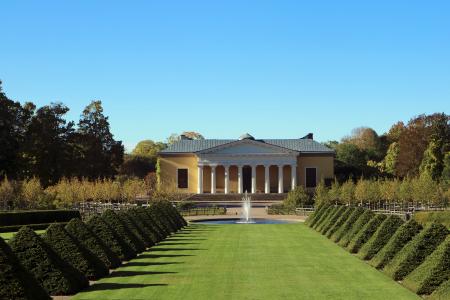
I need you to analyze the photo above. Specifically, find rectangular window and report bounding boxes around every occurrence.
[305,168,317,188]
[177,169,188,188]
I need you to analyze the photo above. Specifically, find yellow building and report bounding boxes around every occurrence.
[158,133,334,194]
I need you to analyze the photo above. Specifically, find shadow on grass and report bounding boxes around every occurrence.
[125,261,184,267]
[109,270,177,278]
[157,242,200,246]
[136,253,194,259]
[87,282,168,292]
[150,247,206,252]
[164,238,207,241]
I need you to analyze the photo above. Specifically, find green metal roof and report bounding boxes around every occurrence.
[160,138,334,154]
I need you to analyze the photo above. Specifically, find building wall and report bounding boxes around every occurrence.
[159,154,198,193]
[297,155,334,187]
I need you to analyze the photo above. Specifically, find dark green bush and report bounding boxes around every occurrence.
[0,210,80,227]
[146,206,172,236]
[402,235,450,295]
[315,205,341,232]
[357,215,404,260]
[325,207,354,238]
[102,210,145,253]
[9,226,88,295]
[312,206,335,230]
[65,218,121,269]
[429,279,450,300]
[43,224,108,280]
[383,222,449,280]
[127,208,161,244]
[305,203,328,227]
[161,201,186,227]
[347,214,387,253]
[370,219,423,269]
[338,209,374,247]
[330,207,365,242]
[86,215,135,261]
[0,236,50,300]
[117,211,154,248]
[152,202,178,232]
[320,206,348,235]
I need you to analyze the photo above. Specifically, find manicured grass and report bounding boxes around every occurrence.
[0,230,45,241]
[73,223,419,300]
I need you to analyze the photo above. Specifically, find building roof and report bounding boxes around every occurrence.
[160,137,334,154]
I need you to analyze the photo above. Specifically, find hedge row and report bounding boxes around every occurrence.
[0,210,80,227]
[358,215,404,260]
[383,222,448,281]
[306,205,449,296]
[305,203,328,227]
[5,201,187,297]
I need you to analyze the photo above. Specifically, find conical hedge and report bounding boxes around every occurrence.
[9,226,88,295]
[65,218,121,269]
[429,279,450,300]
[0,236,50,300]
[320,206,347,234]
[102,210,145,253]
[86,215,135,261]
[369,219,422,269]
[306,204,329,227]
[315,205,341,232]
[347,214,387,253]
[117,211,154,248]
[325,207,354,238]
[143,207,170,238]
[149,204,177,233]
[43,223,108,280]
[383,222,448,280]
[330,207,365,242]
[358,215,404,260]
[338,209,375,247]
[312,206,335,230]
[127,208,161,244]
[402,235,450,295]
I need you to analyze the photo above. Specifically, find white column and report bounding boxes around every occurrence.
[291,164,297,190]
[211,165,216,194]
[264,165,270,194]
[278,165,284,193]
[197,165,203,194]
[238,165,243,194]
[224,165,230,194]
[251,165,256,194]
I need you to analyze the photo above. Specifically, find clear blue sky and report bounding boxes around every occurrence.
[2,1,449,151]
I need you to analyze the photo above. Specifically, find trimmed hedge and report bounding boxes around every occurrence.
[402,235,450,295]
[0,236,50,300]
[320,206,348,235]
[65,218,121,269]
[347,214,387,253]
[316,206,341,233]
[357,215,404,260]
[149,204,177,233]
[331,207,365,242]
[86,215,135,261]
[117,211,154,248]
[145,207,172,237]
[383,222,449,280]
[338,209,375,248]
[0,210,80,227]
[306,204,329,227]
[102,210,145,254]
[325,207,354,238]
[370,219,423,269]
[414,211,450,228]
[9,226,88,295]
[312,206,335,230]
[43,223,108,280]
[429,279,450,300]
[127,208,161,244]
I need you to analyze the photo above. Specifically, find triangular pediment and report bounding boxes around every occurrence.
[197,139,298,155]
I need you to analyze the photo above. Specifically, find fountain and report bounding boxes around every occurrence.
[236,192,255,224]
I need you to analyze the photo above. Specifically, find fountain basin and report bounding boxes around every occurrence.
[191,218,297,224]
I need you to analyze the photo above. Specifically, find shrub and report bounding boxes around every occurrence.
[102,210,145,253]
[383,222,449,280]
[0,236,50,300]
[306,203,328,227]
[117,211,153,248]
[325,207,354,238]
[0,210,81,227]
[414,211,450,228]
[338,209,374,247]
[402,235,450,295]
[330,207,365,242]
[347,214,387,253]
[152,202,178,232]
[429,279,450,300]
[146,206,173,235]
[357,215,404,260]
[86,215,135,261]
[283,186,311,209]
[65,218,121,269]
[314,205,339,232]
[127,208,161,244]
[370,219,423,269]
[312,206,335,230]
[320,206,348,235]
[9,226,88,295]
[43,223,108,280]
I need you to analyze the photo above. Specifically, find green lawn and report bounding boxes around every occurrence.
[0,230,45,241]
[73,223,418,300]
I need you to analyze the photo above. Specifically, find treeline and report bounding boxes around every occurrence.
[328,113,450,182]
[0,82,124,186]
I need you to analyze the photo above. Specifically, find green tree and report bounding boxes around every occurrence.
[132,140,166,158]
[283,186,311,209]
[442,152,450,184]
[340,179,355,205]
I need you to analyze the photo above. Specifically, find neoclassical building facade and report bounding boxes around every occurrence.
[158,134,334,194]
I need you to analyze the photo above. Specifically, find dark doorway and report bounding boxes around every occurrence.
[243,166,252,193]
